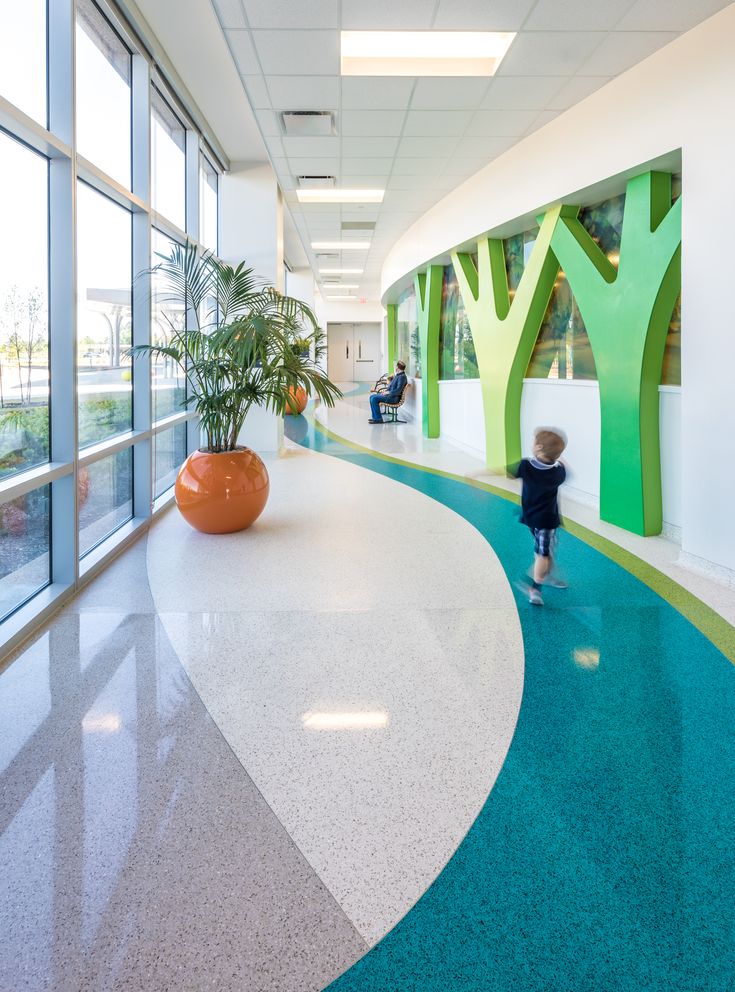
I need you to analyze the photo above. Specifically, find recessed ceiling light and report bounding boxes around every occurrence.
[323,283,360,289]
[297,188,384,203]
[312,241,371,250]
[326,294,358,300]
[341,31,516,76]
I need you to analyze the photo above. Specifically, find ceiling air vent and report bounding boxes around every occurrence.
[297,175,337,189]
[342,221,376,231]
[281,111,335,136]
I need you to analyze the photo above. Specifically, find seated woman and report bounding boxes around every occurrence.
[368,361,407,423]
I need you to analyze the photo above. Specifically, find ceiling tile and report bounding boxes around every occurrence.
[267,76,340,110]
[433,0,537,30]
[341,0,435,29]
[252,31,339,74]
[546,75,610,110]
[286,157,340,174]
[226,29,259,73]
[241,74,271,108]
[481,75,565,110]
[409,77,490,109]
[397,135,460,157]
[341,77,416,110]
[617,0,730,31]
[451,135,515,158]
[340,111,406,137]
[282,135,340,156]
[465,109,538,135]
[578,31,679,75]
[386,175,437,190]
[341,136,400,157]
[265,134,285,156]
[212,0,247,30]
[525,0,634,31]
[340,158,395,175]
[255,109,281,135]
[525,109,562,133]
[391,159,447,176]
[498,31,607,76]
[243,0,339,28]
[402,110,473,136]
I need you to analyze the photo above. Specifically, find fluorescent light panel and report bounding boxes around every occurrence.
[297,188,384,203]
[341,31,516,76]
[326,295,358,300]
[323,283,360,289]
[312,241,370,250]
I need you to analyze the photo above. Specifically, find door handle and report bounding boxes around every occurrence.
[359,341,362,358]
[346,342,349,358]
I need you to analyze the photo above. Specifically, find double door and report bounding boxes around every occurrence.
[327,323,381,383]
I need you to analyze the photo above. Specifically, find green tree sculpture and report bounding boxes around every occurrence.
[414,266,443,438]
[451,204,570,471]
[550,172,681,535]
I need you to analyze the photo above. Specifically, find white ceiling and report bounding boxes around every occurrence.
[201,0,731,301]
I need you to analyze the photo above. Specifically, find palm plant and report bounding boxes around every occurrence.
[130,242,341,452]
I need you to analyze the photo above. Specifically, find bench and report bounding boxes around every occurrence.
[379,381,410,423]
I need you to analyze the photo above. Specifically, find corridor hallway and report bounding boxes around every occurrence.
[1,392,733,991]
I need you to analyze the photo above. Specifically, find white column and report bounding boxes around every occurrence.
[220,162,284,452]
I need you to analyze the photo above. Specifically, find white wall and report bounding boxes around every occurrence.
[219,161,284,452]
[323,299,385,324]
[220,162,284,289]
[438,378,682,528]
[381,7,735,568]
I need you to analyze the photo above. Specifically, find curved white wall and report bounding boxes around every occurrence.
[381,6,735,571]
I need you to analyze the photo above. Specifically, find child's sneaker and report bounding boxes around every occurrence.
[528,586,544,606]
[544,574,568,589]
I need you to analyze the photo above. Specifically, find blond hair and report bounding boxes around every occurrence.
[534,429,566,462]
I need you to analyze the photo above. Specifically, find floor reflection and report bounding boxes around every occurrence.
[0,613,365,992]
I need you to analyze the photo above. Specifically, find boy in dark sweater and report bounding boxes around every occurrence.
[512,428,567,606]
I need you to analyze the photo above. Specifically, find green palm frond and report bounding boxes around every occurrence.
[128,241,341,451]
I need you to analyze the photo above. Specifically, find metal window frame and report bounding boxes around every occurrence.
[0,0,221,662]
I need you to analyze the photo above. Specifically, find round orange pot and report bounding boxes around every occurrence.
[175,447,269,534]
[284,386,307,415]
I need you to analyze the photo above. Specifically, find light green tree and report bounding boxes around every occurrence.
[550,172,681,535]
[451,204,570,471]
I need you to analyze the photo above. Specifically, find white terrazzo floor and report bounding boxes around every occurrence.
[146,441,524,945]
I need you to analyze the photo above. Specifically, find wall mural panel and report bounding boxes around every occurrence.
[408,169,682,537]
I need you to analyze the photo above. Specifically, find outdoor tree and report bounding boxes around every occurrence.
[0,285,47,407]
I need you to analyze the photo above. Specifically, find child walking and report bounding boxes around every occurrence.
[512,428,567,606]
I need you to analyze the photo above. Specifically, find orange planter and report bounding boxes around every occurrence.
[175,447,269,534]
[284,386,307,415]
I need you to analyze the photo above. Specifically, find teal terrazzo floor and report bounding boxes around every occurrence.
[285,413,735,992]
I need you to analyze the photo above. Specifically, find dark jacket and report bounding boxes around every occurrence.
[382,371,407,402]
[513,457,566,529]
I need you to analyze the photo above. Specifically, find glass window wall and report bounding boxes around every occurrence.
[75,0,132,188]
[0,133,49,478]
[0,0,219,641]
[152,88,186,230]
[439,263,477,380]
[79,450,133,557]
[0,484,50,622]
[151,230,187,422]
[77,182,133,448]
[154,423,187,498]
[0,0,47,125]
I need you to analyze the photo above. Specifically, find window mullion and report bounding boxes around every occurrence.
[48,0,78,586]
